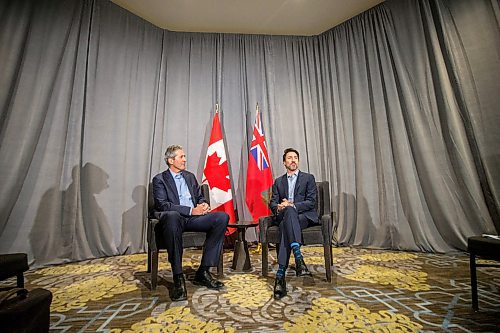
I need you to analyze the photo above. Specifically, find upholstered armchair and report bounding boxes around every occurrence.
[146,183,223,290]
[259,181,335,282]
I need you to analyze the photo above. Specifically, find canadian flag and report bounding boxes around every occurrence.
[202,109,236,235]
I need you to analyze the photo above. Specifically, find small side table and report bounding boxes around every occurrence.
[468,235,500,311]
[227,221,259,272]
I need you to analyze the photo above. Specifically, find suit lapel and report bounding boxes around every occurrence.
[280,174,288,200]
[162,170,180,205]
[294,171,301,198]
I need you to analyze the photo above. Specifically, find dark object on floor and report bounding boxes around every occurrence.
[468,235,500,311]
[295,257,312,277]
[146,183,223,290]
[260,181,336,282]
[193,270,224,290]
[0,253,29,288]
[0,287,52,333]
[171,274,187,301]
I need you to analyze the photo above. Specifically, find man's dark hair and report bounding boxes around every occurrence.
[282,148,299,161]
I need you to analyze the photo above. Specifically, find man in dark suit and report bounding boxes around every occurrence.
[270,148,319,300]
[152,145,229,301]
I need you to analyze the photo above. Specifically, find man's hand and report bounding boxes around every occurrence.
[277,198,294,212]
[192,203,211,215]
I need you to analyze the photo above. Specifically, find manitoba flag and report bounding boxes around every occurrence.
[245,106,273,222]
[202,109,236,235]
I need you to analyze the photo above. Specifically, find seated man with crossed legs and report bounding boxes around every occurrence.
[269,148,319,300]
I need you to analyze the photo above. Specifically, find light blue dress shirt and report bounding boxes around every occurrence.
[287,172,298,203]
[170,170,194,212]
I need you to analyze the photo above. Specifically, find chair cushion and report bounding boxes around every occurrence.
[302,225,323,245]
[468,236,500,261]
[0,253,29,281]
[266,225,324,246]
[267,226,280,243]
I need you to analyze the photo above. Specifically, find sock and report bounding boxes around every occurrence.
[276,264,286,279]
[291,242,303,261]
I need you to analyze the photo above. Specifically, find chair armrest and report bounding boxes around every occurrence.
[259,216,273,243]
[331,211,338,245]
[147,218,160,252]
[320,213,333,245]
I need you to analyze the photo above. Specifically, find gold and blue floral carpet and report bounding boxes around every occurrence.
[15,246,500,332]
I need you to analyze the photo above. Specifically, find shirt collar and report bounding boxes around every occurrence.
[169,169,182,178]
[287,170,299,178]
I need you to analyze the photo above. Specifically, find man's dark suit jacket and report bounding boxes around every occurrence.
[152,170,207,217]
[270,171,319,223]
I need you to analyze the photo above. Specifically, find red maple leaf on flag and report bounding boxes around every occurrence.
[204,152,231,192]
[202,110,236,235]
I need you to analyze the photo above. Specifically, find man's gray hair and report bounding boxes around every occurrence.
[164,145,183,166]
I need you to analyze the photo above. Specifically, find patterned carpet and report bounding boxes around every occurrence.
[14,246,500,332]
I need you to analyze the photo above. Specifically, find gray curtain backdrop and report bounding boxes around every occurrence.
[0,0,498,266]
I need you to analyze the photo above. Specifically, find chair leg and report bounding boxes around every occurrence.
[217,249,224,278]
[324,244,332,283]
[262,242,269,277]
[151,250,159,290]
[470,252,478,311]
[331,246,334,265]
[147,247,152,273]
[16,273,24,288]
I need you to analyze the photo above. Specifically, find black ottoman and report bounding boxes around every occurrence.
[0,253,29,288]
[468,236,500,311]
[0,287,52,333]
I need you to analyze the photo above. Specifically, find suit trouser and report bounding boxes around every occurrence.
[275,206,311,267]
[160,211,229,275]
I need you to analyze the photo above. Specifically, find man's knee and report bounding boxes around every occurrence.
[207,212,229,235]
[160,211,183,231]
[212,212,230,227]
[282,206,298,217]
[280,207,298,225]
[160,210,182,221]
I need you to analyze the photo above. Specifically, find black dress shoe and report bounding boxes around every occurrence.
[171,274,187,301]
[295,258,312,277]
[193,270,224,290]
[273,276,287,300]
